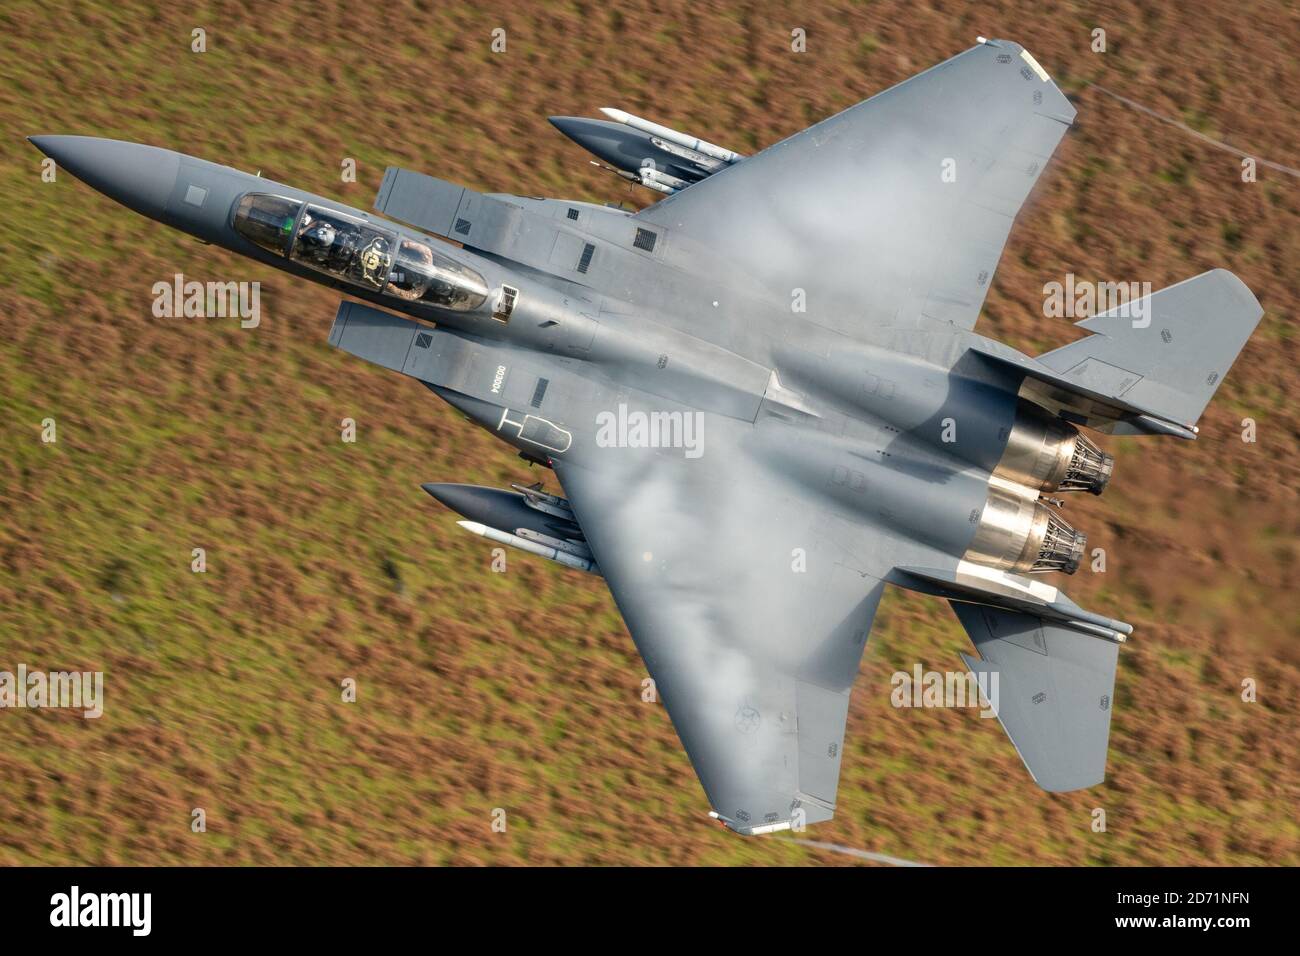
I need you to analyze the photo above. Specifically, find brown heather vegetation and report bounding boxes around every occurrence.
[0,0,1296,865]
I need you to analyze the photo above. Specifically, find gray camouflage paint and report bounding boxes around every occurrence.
[30,38,1262,835]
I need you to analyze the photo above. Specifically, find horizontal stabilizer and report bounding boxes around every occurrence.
[952,601,1118,792]
[1036,269,1263,428]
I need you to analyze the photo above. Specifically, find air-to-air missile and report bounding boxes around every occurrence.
[597,108,743,164]
[549,108,742,194]
[422,482,598,574]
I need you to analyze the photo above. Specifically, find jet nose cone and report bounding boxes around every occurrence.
[421,482,471,514]
[547,116,582,135]
[27,135,181,219]
[548,116,610,150]
[420,483,506,525]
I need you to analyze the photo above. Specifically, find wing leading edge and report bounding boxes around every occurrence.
[638,39,1075,338]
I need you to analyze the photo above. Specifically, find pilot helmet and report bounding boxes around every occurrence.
[305,221,336,248]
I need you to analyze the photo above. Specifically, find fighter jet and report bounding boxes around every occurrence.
[31,38,1263,835]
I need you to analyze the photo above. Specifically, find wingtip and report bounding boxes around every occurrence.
[1209,267,1265,317]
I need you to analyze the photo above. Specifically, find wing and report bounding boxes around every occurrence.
[638,39,1075,336]
[555,419,888,834]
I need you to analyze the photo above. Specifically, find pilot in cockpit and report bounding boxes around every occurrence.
[297,214,338,267]
[387,240,435,300]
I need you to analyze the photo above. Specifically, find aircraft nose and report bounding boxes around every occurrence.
[548,116,613,155]
[421,482,475,515]
[28,135,181,219]
[547,116,585,137]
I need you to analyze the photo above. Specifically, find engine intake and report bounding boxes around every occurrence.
[995,401,1114,496]
[964,484,1087,574]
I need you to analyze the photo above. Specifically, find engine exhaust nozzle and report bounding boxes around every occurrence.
[995,401,1115,496]
[964,484,1088,575]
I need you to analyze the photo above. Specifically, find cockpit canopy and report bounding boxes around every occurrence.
[233,193,488,312]
[233,194,299,256]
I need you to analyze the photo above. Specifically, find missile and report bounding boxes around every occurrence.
[550,115,715,190]
[456,521,599,575]
[423,482,598,574]
[599,108,742,164]
[549,116,731,197]
[639,167,690,192]
[647,134,727,171]
[590,160,640,183]
[422,482,582,537]
[508,482,577,520]
[637,174,675,195]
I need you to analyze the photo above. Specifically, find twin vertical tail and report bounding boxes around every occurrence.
[916,269,1264,794]
[1028,269,1264,437]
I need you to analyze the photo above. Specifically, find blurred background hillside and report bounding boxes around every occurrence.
[0,0,1295,864]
